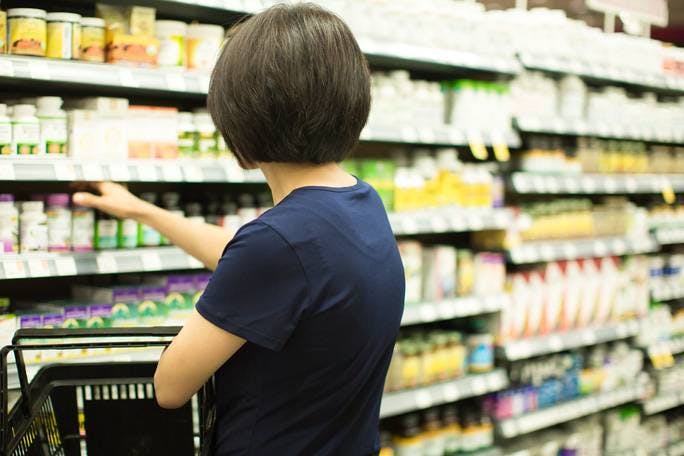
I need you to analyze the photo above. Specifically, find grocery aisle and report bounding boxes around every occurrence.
[0,1,683,455]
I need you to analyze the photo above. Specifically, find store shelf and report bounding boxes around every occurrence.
[518,53,684,94]
[670,337,684,355]
[509,173,684,195]
[6,348,164,390]
[668,441,684,456]
[496,383,644,439]
[651,280,684,301]
[379,369,509,418]
[401,294,508,326]
[653,227,684,246]
[0,247,204,280]
[507,236,658,264]
[0,55,210,96]
[389,208,516,235]
[361,124,521,147]
[642,391,684,415]
[499,320,641,361]
[515,117,684,144]
[0,157,265,183]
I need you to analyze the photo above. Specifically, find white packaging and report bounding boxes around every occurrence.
[596,257,619,324]
[156,20,187,67]
[72,98,129,160]
[67,109,100,158]
[509,273,529,340]
[577,259,600,327]
[542,261,563,334]
[0,104,11,155]
[524,271,544,337]
[37,97,67,155]
[399,240,423,304]
[19,201,47,253]
[12,104,40,155]
[560,260,582,330]
[186,23,224,71]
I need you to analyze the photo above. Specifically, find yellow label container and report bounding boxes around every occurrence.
[46,12,81,60]
[79,17,105,62]
[0,11,7,53]
[8,8,47,57]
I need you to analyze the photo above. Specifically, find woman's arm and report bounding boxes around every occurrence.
[73,182,233,270]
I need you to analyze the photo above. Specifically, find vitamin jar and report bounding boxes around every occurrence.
[79,17,105,63]
[46,12,81,60]
[156,20,187,67]
[186,23,224,71]
[46,193,71,252]
[8,8,47,56]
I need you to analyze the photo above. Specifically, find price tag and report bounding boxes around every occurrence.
[494,210,509,227]
[419,304,437,322]
[468,131,488,160]
[141,253,162,271]
[28,61,51,80]
[438,300,456,319]
[512,174,529,193]
[415,390,432,409]
[545,176,560,193]
[137,164,158,182]
[0,58,15,77]
[563,243,578,259]
[612,239,626,254]
[0,162,15,180]
[161,164,183,182]
[198,75,211,94]
[662,180,676,205]
[166,73,187,92]
[401,218,419,235]
[509,341,531,360]
[418,127,436,144]
[400,126,418,143]
[96,255,118,273]
[582,331,597,345]
[532,175,546,193]
[82,163,104,181]
[54,162,77,181]
[625,177,637,193]
[184,164,203,182]
[549,336,564,352]
[540,244,555,261]
[442,383,459,401]
[449,213,466,231]
[54,256,77,276]
[119,69,140,88]
[27,258,51,277]
[604,177,618,193]
[432,217,449,233]
[109,163,131,181]
[593,241,607,257]
[552,118,565,133]
[2,260,26,279]
[581,176,597,193]
[491,131,510,162]
[467,214,484,231]
[564,177,580,193]
[458,297,477,316]
[471,379,488,396]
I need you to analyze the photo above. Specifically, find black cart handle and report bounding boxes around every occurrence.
[12,326,182,344]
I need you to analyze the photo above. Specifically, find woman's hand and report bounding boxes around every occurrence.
[73,182,152,221]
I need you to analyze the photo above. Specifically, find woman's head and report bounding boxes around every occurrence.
[208,3,371,169]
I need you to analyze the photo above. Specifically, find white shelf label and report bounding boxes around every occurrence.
[0,59,15,77]
[28,61,51,80]
[418,127,436,144]
[549,336,564,352]
[432,217,449,233]
[27,258,51,277]
[3,260,26,279]
[161,164,183,182]
[401,126,418,143]
[141,253,163,271]
[96,255,118,273]
[54,256,77,276]
[448,129,465,145]
[442,383,459,401]
[137,164,158,181]
[54,162,77,181]
[593,241,608,257]
[419,304,437,322]
[82,163,104,181]
[109,163,131,181]
[184,164,203,182]
[0,162,15,180]
[119,69,140,88]
[415,390,432,408]
[471,379,488,396]
[401,218,419,234]
[166,73,187,92]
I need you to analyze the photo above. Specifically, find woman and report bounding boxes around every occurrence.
[73,4,404,455]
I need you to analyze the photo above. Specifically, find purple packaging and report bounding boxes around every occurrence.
[63,306,89,328]
[193,273,211,291]
[141,285,166,302]
[19,315,42,328]
[167,275,194,293]
[112,287,141,304]
[42,313,65,328]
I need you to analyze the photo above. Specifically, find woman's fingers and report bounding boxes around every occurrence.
[72,191,103,208]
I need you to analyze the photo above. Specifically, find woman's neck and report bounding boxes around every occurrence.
[259,162,357,204]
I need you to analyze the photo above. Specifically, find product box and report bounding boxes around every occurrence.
[559,260,582,330]
[0,11,6,54]
[128,6,155,37]
[73,98,129,160]
[576,259,600,327]
[541,262,563,334]
[166,275,195,324]
[595,257,619,324]
[138,285,167,326]
[19,314,43,364]
[127,106,178,158]
[524,271,545,338]
[73,285,139,327]
[106,32,159,66]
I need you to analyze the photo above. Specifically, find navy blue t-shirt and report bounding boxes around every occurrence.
[195,179,405,455]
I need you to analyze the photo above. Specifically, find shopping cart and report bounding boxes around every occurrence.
[0,327,215,456]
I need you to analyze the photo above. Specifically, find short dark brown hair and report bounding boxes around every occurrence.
[207,3,371,168]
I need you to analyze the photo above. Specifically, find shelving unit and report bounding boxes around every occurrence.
[499,320,641,361]
[509,173,684,195]
[496,383,645,439]
[642,391,684,416]
[401,294,508,326]
[653,227,684,246]
[379,369,509,418]
[0,247,204,279]
[361,124,520,147]
[390,208,516,236]
[651,280,684,301]
[507,236,658,264]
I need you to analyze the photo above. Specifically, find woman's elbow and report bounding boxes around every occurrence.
[154,372,189,409]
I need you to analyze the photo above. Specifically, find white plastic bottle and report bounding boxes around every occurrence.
[36,97,68,155]
[11,104,40,155]
[0,104,12,155]
[19,201,48,252]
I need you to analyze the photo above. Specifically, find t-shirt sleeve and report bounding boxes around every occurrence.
[195,221,309,351]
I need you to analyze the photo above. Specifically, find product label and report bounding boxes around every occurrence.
[138,223,161,247]
[158,34,185,67]
[12,121,40,155]
[8,17,46,56]
[46,22,74,59]
[117,219,138,248]
[187,37,220,71]
[0,211,18,253]
[198,131,217,156]
[47,208,71,252]
[71,211,94,251]
[80,26,105,62]
[96,219,118,250]
[20,220,47,253]
[40,118,67,154]
[72,23,81,59]
[0,12,6,53]
[178,131,197,156]
[0,122,11,155]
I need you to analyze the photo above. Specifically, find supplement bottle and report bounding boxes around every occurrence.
[177,112,197,157]
[36,97,67,155]
[11,104,40,155]
[19,201,48,253]
[7,8,47,56]
[46,12,81,60]
[186,24,224,71]
[0,194,18,253]
[193,111,217,157]
[0,104,11,155]
[46,193,71,252]
[393,414,424,456]
[137,193,162,247]
[71,204,94,252]
[0,10,6,53]
[117,217,138,249]
[421,409,446,456]
[79,17,105,62]
[95,212,118,250]
[156,20,187,67]
[441,406,462,456]
[466,321,494,374]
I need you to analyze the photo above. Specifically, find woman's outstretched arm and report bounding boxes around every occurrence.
[73,182,234,270]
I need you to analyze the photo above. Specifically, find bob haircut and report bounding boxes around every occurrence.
[207,3,371,168]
